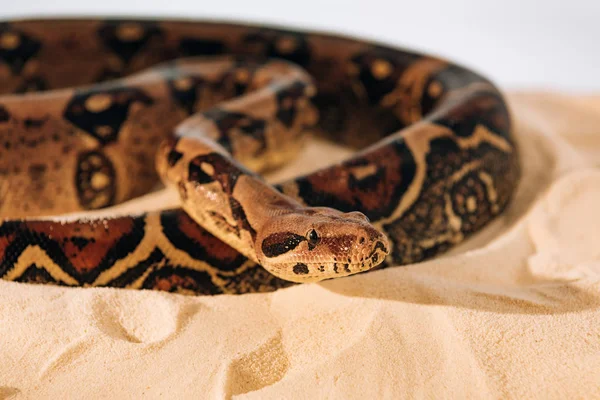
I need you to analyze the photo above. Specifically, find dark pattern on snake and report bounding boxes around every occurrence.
[0,19,520,295]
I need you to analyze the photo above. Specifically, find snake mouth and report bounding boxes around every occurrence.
[277,239,390,283]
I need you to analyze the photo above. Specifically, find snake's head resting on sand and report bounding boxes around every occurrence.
[256,207,390,283]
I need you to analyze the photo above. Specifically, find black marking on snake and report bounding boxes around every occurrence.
[16,76,48,93]
[188,152,256,194]
[229,197,257,240]
[422,136,465,183]
[275,80,311,128]
[372,241,388,255]
[419,78,447,117]
[242,29,312,67]
[14,264,62,285]
[75,150,116,209]
[23,117,47,129]
[64,87,153,144]
[95,67,123,83]
[318,265,325,272]
[424,65,492,126]
[311,93,347,134]
[343,264,351,273]
[0,106,10,123]
[178,38,226,56]
[348,162,386,193]
[350,47,419,106]
[292,263,309,275]
[238,119,268,155]
[432,89,510,140]
[262,232,306,258]
[203,109,248,134]
[28,164,46,180]
[187,160,212,184]
[167,76,206,115]
[167,149,183,167]
[98,20,163,65]
[202,109,268,155]
[0,23,42,74]
[228,62,260,96]
[70,237,91,251]
[333,264,339,274]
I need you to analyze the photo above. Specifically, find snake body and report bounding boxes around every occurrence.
[0,18,520,295]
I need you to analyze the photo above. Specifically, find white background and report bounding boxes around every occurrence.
[2,0,599,92]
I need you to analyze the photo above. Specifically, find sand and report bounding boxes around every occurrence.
[1,91,600,399]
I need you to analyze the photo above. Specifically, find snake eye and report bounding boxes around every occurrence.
[307,229,320,250]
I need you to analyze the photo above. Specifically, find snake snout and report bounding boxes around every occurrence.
[350,225,389,268]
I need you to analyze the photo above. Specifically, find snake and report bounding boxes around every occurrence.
[0,18,520,295]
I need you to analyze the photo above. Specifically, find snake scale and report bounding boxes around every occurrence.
[0,18,520,295]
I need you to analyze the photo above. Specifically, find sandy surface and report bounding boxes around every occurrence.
[1,92,600,399]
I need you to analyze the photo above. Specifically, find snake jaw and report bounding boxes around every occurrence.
[260,233,390,283]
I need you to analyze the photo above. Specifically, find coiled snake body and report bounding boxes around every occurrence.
[0,19,520,295]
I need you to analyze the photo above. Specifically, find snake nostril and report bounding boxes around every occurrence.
[358,236,365,245]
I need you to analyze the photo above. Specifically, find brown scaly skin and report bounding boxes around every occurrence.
[0,18,520,295]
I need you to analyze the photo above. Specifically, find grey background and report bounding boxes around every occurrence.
[2,0,598,92]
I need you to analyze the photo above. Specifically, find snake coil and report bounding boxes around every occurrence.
[0,19,520,295]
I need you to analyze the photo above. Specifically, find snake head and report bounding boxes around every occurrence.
[256,207,390,283]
